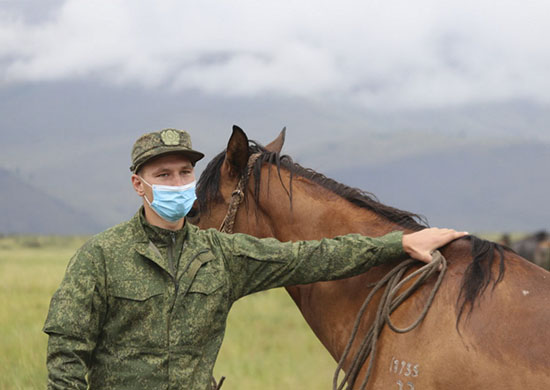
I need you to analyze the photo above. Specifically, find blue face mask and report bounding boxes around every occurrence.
[140,178,197,222]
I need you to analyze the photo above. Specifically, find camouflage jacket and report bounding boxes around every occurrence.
[44,210,406,390]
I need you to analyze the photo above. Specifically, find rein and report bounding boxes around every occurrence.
[333,250,447,390]
[219,153,261,234]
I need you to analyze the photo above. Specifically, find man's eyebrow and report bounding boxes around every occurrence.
[151,167,171,175]
[151,164,193,174]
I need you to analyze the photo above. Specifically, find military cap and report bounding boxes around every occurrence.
[130,129,205,172]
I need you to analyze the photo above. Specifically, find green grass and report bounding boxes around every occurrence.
[0,236,85,390]
[0,236,335,390]
[214,290,336,389]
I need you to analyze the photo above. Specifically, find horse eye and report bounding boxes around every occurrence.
[187,207,199,221]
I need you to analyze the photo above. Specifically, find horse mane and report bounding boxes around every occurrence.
[456,236,506,328]
[196,140,507,327]
[197,141,428,231]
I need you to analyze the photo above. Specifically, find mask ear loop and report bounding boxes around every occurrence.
[139,176,152,188]
[143,194,153,206]
[138,176,154,206]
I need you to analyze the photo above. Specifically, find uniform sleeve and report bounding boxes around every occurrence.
[43,242,106,390]
[216,230,407,300]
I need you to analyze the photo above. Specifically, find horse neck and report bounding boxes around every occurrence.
[242,165,418,360]
[248,164,411,241]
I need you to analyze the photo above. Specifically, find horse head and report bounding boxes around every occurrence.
[193,125,423,241]
[191,125,293,238]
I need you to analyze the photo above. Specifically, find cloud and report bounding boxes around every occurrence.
[1,0,550,109]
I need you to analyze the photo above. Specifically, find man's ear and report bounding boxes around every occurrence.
[131,174,146,196]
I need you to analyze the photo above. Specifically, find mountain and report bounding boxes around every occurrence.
[0,168,103,234]
[1,82,549,233]
[327,142,550,232]
[1,140,549,234]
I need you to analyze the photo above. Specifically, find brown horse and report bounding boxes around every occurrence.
[190,126,550,389]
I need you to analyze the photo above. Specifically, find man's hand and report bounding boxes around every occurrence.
[402,228,468,264]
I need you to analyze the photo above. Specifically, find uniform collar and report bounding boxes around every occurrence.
[128,208,191,277]
[131,206,190,243]
[139,208,188,247]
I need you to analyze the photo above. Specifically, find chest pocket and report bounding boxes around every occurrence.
[176,250,228,345]
[188,263,225,295]
[110,280,164,301]
[181,250,225,295]
[106,279,165,347]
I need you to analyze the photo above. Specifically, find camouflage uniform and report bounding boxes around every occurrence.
[44,209,406,389]
[43,128,408,389]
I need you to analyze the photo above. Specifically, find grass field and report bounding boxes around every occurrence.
[0,235,335,390]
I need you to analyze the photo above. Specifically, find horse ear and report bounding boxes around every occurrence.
[223,125,250,177]
[265,127,286,153]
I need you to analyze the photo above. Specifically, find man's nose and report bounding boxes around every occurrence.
[169,177,185,186]
[169,175,193,187]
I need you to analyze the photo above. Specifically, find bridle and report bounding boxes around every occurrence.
[219,153,262,234]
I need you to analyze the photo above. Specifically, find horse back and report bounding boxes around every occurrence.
[369,239,550,389]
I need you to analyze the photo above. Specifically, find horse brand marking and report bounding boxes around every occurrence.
[390,357,419,389]
[390,357,419,377]
[397,380,415,390]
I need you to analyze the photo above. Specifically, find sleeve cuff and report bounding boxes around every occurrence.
[378,230,408,261]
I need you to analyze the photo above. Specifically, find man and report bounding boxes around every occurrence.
[44,128,467,390]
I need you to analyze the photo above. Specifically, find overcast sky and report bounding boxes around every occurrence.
[2,0,550,110]
[1,1,549,232]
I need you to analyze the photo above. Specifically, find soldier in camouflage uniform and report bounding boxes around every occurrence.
[44,129,466,390]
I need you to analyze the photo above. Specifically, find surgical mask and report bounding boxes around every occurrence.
[140,177,197,222]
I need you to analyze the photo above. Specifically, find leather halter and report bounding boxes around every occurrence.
[219,153,261,234]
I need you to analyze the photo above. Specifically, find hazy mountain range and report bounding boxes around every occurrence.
[0,82,549,234]
[0,167,103,234]
[2,139,548,235]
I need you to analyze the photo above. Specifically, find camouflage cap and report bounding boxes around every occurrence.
[130,129,205,172]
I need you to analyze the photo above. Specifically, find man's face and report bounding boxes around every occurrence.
[132,153,196,201]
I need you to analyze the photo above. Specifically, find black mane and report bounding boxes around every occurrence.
[197,141,428,231]
[196,140,507,327]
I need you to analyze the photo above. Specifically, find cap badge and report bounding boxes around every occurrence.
[161,130,180,146]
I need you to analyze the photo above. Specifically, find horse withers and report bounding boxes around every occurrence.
[190,126,550,390]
